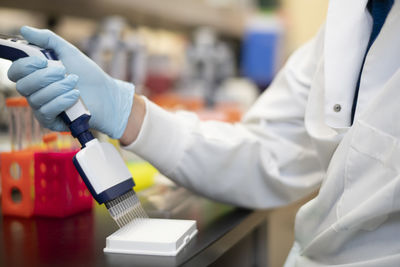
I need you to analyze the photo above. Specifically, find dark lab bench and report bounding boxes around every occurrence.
[0,185,270,267]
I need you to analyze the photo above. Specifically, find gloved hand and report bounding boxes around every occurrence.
[7,26,135,139]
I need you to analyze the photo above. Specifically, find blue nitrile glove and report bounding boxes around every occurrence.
[7,26,135,139]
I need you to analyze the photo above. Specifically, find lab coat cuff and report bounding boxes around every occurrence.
[122,97,186,176]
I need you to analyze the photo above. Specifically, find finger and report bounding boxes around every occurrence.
[7,56,47,82]
[37,89,80,124]
[46,117,70,132]
[28,74,79,109]
[16,66,66,97]
[33,111,69,132]
[20,26,70,53]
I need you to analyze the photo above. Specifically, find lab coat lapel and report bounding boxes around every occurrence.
[324,0,371,127]
[355,0,400,120]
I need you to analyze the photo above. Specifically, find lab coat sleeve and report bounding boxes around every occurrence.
[123,28,326,209]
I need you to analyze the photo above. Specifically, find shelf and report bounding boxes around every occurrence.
[0,0,250,37]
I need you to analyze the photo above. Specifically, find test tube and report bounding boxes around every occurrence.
[42,132,58,151]
[32,113,43,147]
[58,132,78,150]
[5,97,31,151]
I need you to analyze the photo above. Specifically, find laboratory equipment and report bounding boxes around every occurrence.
[83,16,147,89]
[31,110,43,146]
[181,27,235,106]
[42,132,58,151]
[58,131,79,150]
[0,150,35,217]
[0,33,146,227]
[5,97,31,150]
[241,15,284,89]
[104,218,197,256]
[126,161,157,192]
[0,148,93,218]
[139,184,195,218]
[33,150,93,217]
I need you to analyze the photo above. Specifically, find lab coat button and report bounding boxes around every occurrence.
[333,104,341,112]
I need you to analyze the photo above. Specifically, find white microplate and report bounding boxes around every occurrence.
[104,218,198,256]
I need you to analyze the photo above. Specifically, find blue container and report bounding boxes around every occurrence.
[241,19,282,88]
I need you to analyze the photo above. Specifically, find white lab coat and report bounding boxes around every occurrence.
[124,0,400,265]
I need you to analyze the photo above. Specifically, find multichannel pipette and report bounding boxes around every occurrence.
[0,33,147,227]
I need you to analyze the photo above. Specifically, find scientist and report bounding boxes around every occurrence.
[7,0,400,265]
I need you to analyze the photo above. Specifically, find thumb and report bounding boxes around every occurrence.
[20,26,70,55]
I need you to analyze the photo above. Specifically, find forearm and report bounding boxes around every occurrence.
[120,96,323,209]
[119,94,146,146]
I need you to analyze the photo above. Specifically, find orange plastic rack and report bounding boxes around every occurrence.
[1,150,93,218]
[1,150,35,217]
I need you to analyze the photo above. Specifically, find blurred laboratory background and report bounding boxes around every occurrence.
[0,0,329,132]
[0,1,328,266]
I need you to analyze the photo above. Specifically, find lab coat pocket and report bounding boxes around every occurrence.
[336,120,400,232]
